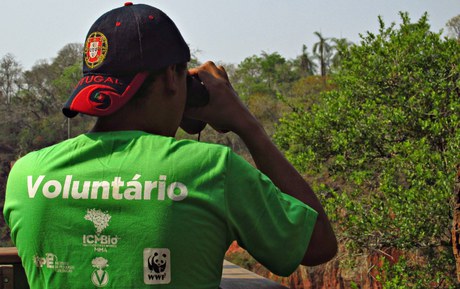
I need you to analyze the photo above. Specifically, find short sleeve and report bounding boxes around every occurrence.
[224,150,318,276]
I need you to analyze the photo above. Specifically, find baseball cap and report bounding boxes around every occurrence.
[63,2,191,118]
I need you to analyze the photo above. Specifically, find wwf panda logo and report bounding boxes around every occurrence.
[143,248,171,284]
[148,252,167,273]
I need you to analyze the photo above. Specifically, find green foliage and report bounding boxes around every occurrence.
[275,12,460,285]
[376,249,456,289]
[294,45,317,77]
[232,52,299,100]
[8,44,94,155]
[330,38,353,73]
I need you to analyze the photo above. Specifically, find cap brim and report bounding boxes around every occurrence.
[63,72,149,118]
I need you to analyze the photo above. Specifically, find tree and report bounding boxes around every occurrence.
[446,14,460,40]
[231,52,297,135]
[312,31,332,77]
[232,52,297,99]
[295,45,317,77]
[2,43,90,155]
[53,43,83,70]
[330,37,353,72]
[21,44,82,116]
[0,54,22,105]
[276,13,460,287]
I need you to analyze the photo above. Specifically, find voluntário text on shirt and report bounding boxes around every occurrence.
[26,174,188,201]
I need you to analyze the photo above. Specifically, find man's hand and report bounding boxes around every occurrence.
[185,61,258,135]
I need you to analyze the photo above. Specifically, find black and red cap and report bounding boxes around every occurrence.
[63,3,191,118]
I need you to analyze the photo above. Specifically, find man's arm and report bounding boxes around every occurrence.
[186,62,337,266]
[234,119,337,266]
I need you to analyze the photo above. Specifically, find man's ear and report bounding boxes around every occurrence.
[163,64,178,96]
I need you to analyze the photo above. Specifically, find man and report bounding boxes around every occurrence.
[4,3,337,289]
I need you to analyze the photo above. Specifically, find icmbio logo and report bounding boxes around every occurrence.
[83,208,120,252]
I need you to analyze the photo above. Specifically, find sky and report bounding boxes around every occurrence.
[1,0,459,70]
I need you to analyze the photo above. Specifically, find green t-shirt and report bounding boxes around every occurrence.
[4,131,317,289]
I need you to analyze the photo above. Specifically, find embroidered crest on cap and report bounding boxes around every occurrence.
[85,32,108,69]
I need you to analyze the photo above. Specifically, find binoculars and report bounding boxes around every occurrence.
[180,74,210,134]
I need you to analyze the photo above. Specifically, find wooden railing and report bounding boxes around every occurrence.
[220,260,288,289]
[0,248,28,289]
[0,247,287,289]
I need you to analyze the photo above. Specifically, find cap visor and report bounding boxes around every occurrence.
[63,72,149,118]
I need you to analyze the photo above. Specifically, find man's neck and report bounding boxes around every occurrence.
[91,114,177,137]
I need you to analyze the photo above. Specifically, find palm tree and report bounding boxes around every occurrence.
[330,38,353,72]
[312,31,332,77]
[297,45,317,77]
